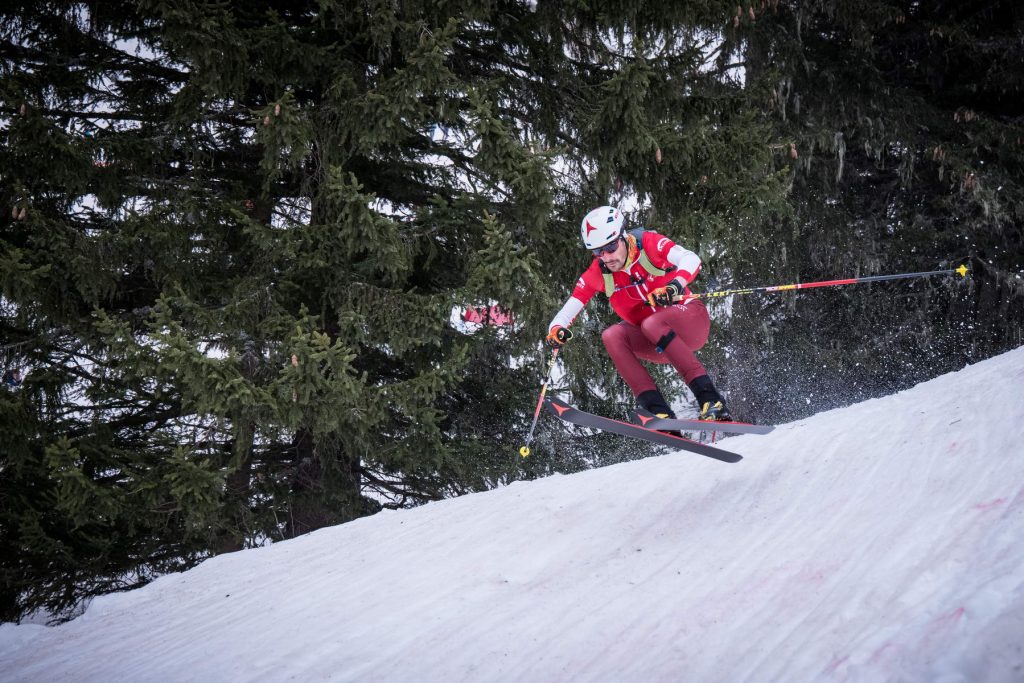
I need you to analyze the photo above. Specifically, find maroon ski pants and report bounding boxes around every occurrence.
[601,301,711,397]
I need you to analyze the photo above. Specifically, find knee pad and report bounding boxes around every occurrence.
[655,330,676,353]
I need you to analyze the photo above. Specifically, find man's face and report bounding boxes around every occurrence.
[597,238,628,272]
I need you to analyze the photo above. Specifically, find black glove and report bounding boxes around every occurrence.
[647,280,683,307]
[546,325,573,348]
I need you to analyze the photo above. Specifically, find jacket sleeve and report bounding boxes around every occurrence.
[548,269,600,331]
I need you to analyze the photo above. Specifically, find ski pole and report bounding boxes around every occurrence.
[682,264,968,301]
[519,347,560,458]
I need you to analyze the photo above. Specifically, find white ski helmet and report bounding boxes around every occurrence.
[580,206,625,251]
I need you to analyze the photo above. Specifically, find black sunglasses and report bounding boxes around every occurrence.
[592,239,621,256]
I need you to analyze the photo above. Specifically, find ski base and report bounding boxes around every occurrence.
[632,408,775,435]
[544,397,742,463]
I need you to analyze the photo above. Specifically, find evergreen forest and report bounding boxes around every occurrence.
[2,1,1022,622]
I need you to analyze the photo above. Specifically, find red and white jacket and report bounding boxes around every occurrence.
[549,231,702,330]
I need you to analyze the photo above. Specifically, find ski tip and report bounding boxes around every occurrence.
[717,421,776,433]
[544,396,571,417]
[956,264,968,277]
[519,445,531,457]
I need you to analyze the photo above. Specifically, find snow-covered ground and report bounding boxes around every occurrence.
[3,347,1023,682]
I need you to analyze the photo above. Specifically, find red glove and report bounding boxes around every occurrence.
[546,325,573,348]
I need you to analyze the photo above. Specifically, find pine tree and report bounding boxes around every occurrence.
[1,1,788,621]
[715,1,1024,422]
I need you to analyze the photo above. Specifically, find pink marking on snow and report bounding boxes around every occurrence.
[822,654,850,676]
[973,498,1007,511]
[868,642,902,667]
[823,496,851,516]
[932,606,965,630]
[795,562,840,586]
[1009,485,1024,509]
[922,606,966,646]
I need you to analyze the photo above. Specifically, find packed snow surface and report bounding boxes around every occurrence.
[3,347,1024,682]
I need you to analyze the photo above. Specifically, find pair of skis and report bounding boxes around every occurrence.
[533,264,969,461]
[543,396,774,463]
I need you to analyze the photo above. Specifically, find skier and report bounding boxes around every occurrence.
[546,206,732,422]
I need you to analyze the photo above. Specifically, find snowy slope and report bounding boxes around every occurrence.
[3,347,1024,682]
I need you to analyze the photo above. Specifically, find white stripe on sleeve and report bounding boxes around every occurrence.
[548,296,585,331]
[667,245,701,279]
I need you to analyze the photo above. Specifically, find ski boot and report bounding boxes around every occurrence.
[636,388,682,437]
[687,375,733,422]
